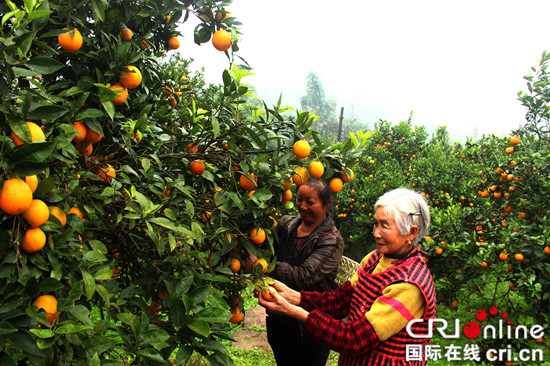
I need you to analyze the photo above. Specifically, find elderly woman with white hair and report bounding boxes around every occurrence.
[259,187,437,366]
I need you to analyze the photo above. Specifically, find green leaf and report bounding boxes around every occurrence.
[68,305,93,325]
[29,328,55,338]
[55,324,93,334]
[0,321,17,335]
[188,319,210,337]
[138,329,171,347]
[26,56,64,75]
[39,277,64,292]
[27,105,68,120]
[176,346,193,365]
[148,217,177,231]
[75,108,104,120]
[81,270,95,299]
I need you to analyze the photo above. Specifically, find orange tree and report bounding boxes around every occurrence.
[333,57,550,355]
[0,0,368,364]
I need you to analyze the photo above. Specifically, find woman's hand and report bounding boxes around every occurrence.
[270,280,301,305]
[258,285,309,322]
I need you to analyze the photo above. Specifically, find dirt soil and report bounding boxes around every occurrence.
[231,306,270,351]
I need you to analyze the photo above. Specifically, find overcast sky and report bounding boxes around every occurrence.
[179,1,550,140]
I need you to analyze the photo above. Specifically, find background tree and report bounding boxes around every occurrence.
[300,72,339,139]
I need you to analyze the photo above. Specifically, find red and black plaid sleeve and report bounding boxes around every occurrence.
[303,308,380,356]
[299,280,354,319]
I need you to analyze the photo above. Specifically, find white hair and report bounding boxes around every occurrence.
[374,188,431,245]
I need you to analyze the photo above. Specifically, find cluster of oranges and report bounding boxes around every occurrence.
[291,139,355,194]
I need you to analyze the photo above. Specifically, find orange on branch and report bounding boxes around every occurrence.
[282,174,293,190]
[11,121,45,146]
[109,83,128,105]
[168,37,180,50]
[186,143,198,153]
[229,307,243,324]
[505,147,514,154]
[341,168,355,182]
[292,167,309,186]
[49,206,66,226]
[21,227,47,253]
[329,178,343,193]
[212,30,232,51]
[84,127,102,143]
[72,121,87,142]
[308,161,324,178]
[32,295,59,324]
[262,285,276,302]
[190,160,206,175]
[75,141,93,156]
[239,173,257,190]
[510,136,521,145]
[250,227,266,245]
[96,164,116,184]
[120,65,142,89]
[120,27,132,41]
[293,140,310,159]
[253,258,268,274]
[281,189,292,204]
[514,253,524,261]
[58,27,83,52]
[0,177,33,215]
[66,207,84,219]
[229,258,241,273]
[25,175,38,193]
[21,199,49,227]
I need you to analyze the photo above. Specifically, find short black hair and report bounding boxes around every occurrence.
[302,178,332,207]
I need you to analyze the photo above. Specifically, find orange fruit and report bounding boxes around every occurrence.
[25,175,38,193]
[72,121,87,142]
[21,227,46,253]
[450,300,458,309]
[168,37,180,50]
[32,295,59,324]
[239,173,257,190]
[476,225,483,231]
[96,164,116,184]
[120,27,132,41]
[75,141,93,156]
[229,258,241,273]
[190,160,206,175]
[544,246,550,255]
[509,160,517,167]
[84,127,102,143]
[505,147,514,154]
[109,83,128,105]
[514,253,524,261]
[212,30,232,51]
[49,206,67,226]
[229,307,243,324]
[58,27,83,52]
[480,261,488,268]
[261,285,276,302]
[281,189,292,204]
[436,247,443,254]
[21,199,49,227]
[11,121,45,146]
[139,37,149,49]
[499,252,509,261]
[518,212,527,219]
[308,161,324,178]
[66,207,84,219]
[168,96,177,106]
[293,140,310,159]
[510,136,521,145]
[120,65,142,89]
[253,258,268,274]
[250,227,266,245]
[215,10,231,22]
[282,174,293,190]
[187,143,198,153]
[292,167,309,186]
[493,192,502,198]
[341,168,355,182]
[329,178,343,193]
[504,205,512,212]
[0,178,33,215]
[164,85,173,97]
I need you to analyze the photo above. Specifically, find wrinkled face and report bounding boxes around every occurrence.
[296,185,328,225]
[373,207,413,255]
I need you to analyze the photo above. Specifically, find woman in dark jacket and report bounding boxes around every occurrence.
[267,178,344,365]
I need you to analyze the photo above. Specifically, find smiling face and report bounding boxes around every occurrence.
[296,184,329,226]
[373,207,417,255]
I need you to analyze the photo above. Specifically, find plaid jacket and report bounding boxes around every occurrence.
[301,247,437,365]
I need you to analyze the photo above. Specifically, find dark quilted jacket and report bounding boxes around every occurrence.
[272,214,344,292]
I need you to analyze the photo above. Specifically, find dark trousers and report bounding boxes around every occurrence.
[266,314,332,366]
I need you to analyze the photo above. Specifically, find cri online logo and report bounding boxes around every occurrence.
[407,306,545,340]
